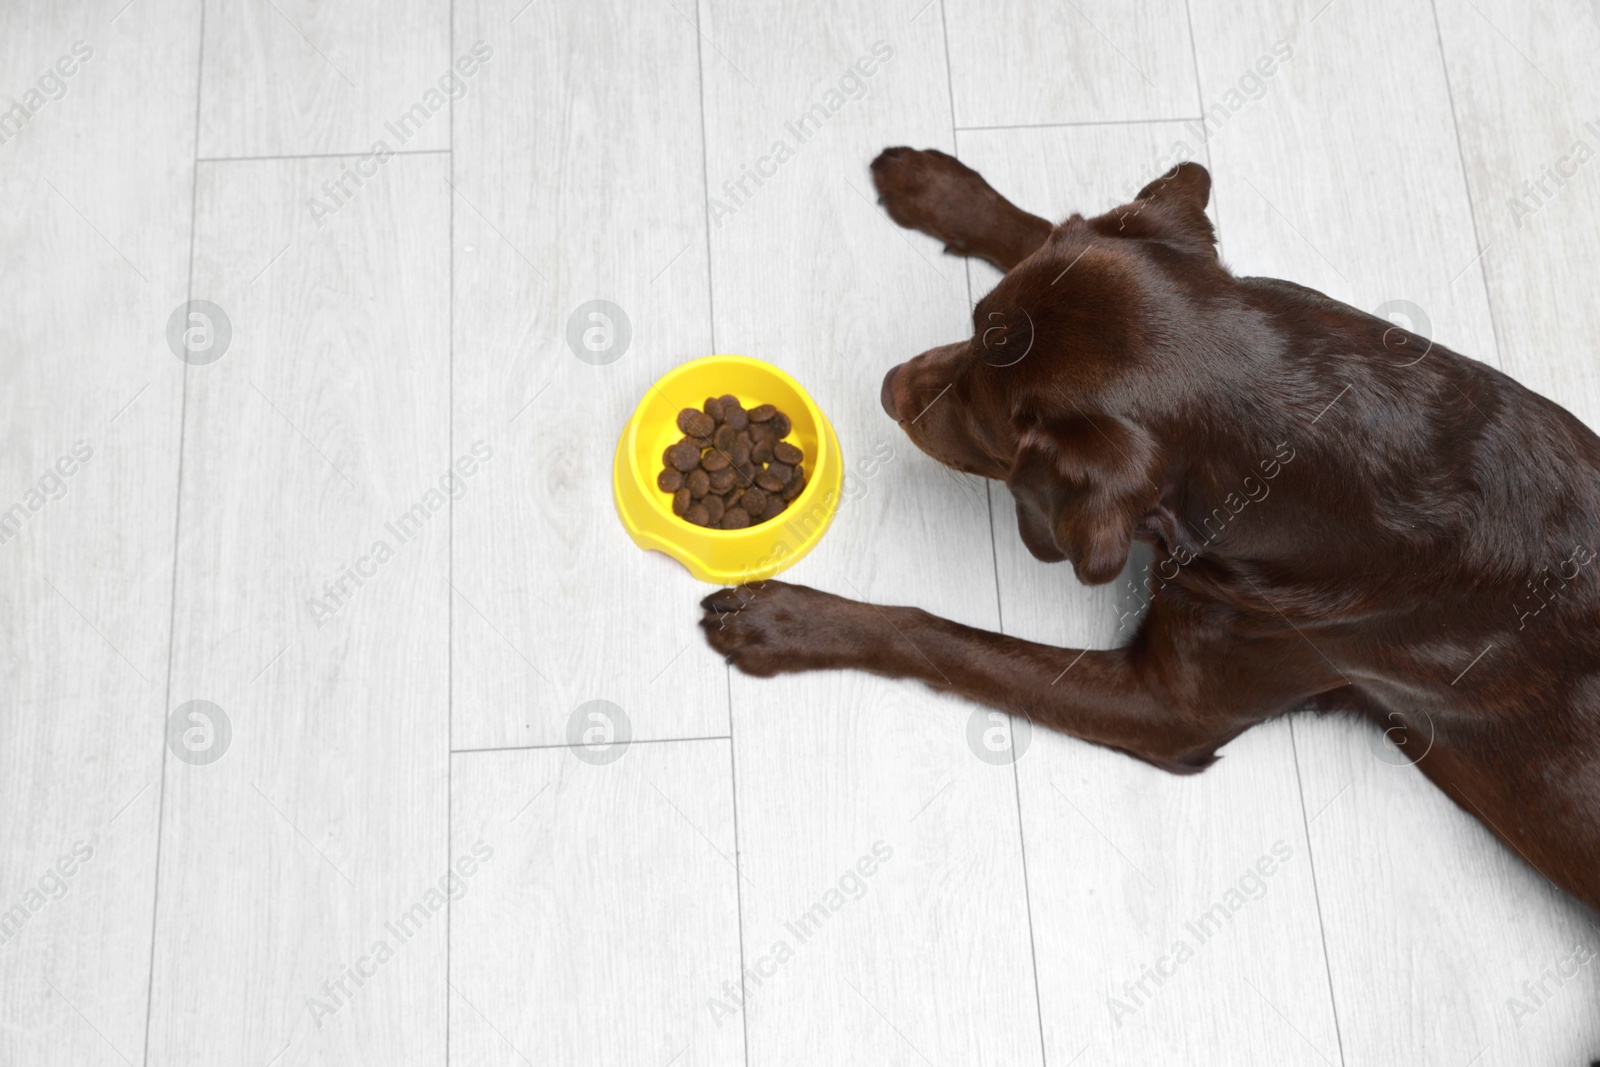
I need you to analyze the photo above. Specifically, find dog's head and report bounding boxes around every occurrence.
[879,162,1220,585]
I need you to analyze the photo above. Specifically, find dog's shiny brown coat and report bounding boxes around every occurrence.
[700,148,1600,911]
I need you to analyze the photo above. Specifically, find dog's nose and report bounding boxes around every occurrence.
[881,364,902,421]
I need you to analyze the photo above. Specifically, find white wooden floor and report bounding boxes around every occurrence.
[2,1,1597,1064]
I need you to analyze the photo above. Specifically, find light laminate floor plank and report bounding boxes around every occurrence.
[0,2,198,1064]
[449,741,744,1066]
[199,0,450,158]
[147,153,451,1065]
[944,0,1201,128]
[449,0,726,753]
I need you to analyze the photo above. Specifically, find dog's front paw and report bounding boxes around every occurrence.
[698,580,857,677]
[869,146,997,255]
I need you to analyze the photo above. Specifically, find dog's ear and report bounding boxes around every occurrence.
[1101,162,1215,255]
[1006,415,1161,585]
[1136,161,1210,211]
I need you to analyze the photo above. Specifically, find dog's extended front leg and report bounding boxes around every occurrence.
[869,147,1052,272]
[700,580,1339,774]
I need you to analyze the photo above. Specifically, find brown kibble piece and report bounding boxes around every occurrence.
[770,412,791,438]
[740,487,768,515]
[677,408,714,438]
[686,469,710,498]
[701,448,730,472]
[672,487,691,515]
[725,488,743,510]
[731,438,751,466]
[668,440,702,472]
[748,403,776,423]
[720,507,750,530]
[714,424,736,452]
[782,468,806,501]
[751,439,773,465]
[756,469,783,493]
[758,497,786,523]
[735,461,757,484]
[723,403,749,431]
[773,441,803,465]
[709,467,736,493]
[685,503,710,526]
[658,468,684,492]
[704,396,724,423]
[766,461,793,485]
[704,495,726,524]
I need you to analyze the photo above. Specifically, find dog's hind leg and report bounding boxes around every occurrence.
[1410,730,1600,912]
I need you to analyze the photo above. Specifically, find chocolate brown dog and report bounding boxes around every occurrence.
[699,147,1600,911]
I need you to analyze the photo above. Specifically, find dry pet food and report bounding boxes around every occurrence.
[658,396,808,529]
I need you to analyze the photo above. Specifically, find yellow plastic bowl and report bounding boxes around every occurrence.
[613,354,843,585]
